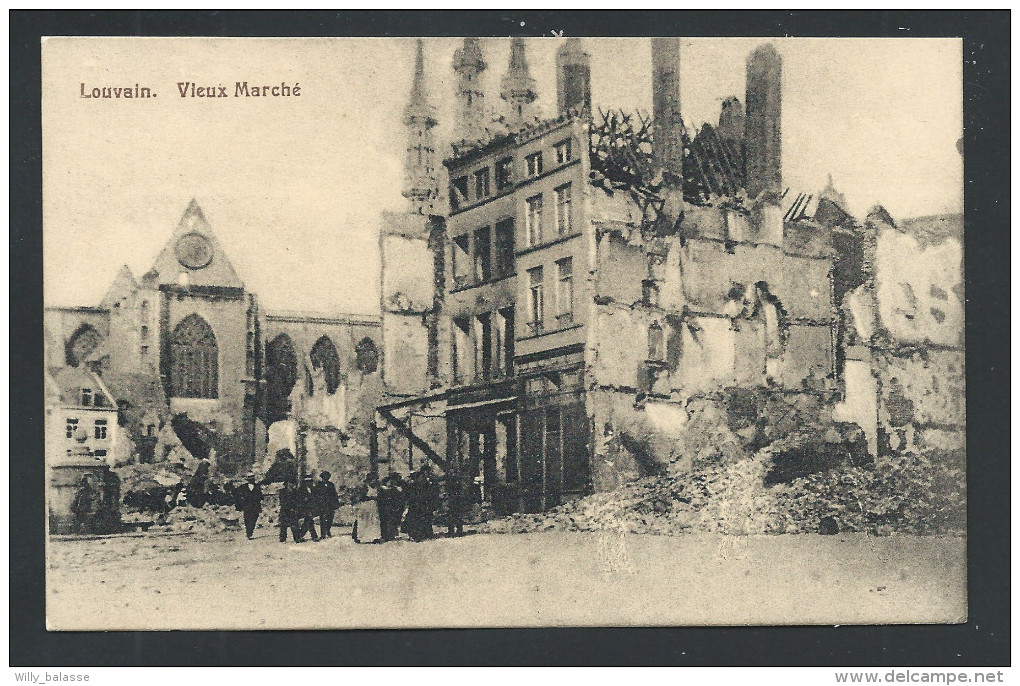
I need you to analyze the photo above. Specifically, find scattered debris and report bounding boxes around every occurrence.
[481,447,965,537]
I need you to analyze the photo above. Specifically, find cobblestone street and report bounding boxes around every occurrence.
[47,530,966,630]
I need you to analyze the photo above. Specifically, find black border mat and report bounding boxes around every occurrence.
[10,9,1009,666]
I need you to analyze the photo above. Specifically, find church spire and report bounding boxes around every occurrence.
[500,37,538,130]
[402,39,439,215]
[452,37,488,152]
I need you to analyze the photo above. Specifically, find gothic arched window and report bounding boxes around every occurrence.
[265,334,298,423]
[66,323,103,367]
[170,314,218,398]
[310,336,342,395]
[355,337,379,374]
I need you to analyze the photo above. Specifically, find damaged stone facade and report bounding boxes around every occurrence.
[833,211,964,461]
[45,200,382,482]
[375,37,860,514]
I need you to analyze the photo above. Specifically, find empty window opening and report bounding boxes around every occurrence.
[355,337,379,374]
[528,267,545,335]
[450,176,469,211]
[474,225,492,282]
[495,157,514,191]
[310,336,342,395]
[526,194,544,246]
[555,183,573,235]
[648,321,665,362]
[474,167,491,199]
[494,219,515,278]
[452,233,471,288]
[526,151,544,177]
[556,257,574,325]
[554,138,573,164]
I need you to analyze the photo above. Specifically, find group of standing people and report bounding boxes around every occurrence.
[276,471,341,543]
[232,470,341,543]
[232,464,447,545]
[353,465,442,544]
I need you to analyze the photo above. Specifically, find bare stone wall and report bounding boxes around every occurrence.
[838,214,965,462]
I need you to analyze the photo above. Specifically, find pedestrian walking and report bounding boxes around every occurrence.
[278,481,304,543]
[188,455,212,507]
[70,474,98,534]
[352,475,382,543]
[378,473,407,541]
[403,467,439,542]
[313,471,340,539]
[297,475,320,542]
[446,471,466,538]
[234,472,263,539]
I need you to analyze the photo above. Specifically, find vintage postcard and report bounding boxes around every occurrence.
[43,35,965,630]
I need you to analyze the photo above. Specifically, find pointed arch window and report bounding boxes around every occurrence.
[310,336,342,395]
[170,314,218,398]
[355,337,379,374]
[265,334,298,423]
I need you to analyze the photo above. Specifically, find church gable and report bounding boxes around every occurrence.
[144,200,245,291]
[100,265,138,309]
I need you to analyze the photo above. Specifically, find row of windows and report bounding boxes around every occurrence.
[526,257,574,336]
[451,219,515,289]
[65,418,108,440]
[452,307,514,385]
[525,183,573,247]
[451,182,575,291]
[77,388,108,408]
[450,138,574,211]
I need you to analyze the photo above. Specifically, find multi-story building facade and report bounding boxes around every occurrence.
[45,365,123,464]
[380,37,841,514]
[441,113,592,512]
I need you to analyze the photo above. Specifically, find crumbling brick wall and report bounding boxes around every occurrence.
[837,213,965,462]
[587,200,837,483]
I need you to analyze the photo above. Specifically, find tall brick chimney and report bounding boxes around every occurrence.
[556,38,591,116]
[651,37,683,184]
[744,43,782,200]
[744,43,783,245]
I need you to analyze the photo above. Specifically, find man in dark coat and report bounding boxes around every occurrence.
[188,456,212,507]
[403,468,439,542]
[234,473,263,540]
[445,471,466,538]
[313,471,340,539]
[277,481,303,543]
[297,475,320,542]
[378,473,407,541]
[70,474,98,534]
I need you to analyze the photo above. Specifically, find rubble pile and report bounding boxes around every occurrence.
[482,447,965,537]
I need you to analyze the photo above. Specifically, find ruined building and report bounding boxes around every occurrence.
[376,37,851,514]
[45,201,383,486]
[833,209,965,460]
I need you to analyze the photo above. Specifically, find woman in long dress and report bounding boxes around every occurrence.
[353,476,382,543]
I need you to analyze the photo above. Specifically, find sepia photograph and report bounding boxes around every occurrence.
[41,32,967,631]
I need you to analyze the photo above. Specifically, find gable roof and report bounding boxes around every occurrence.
[142,199,244,290]
[49,366,118,408]
[100,265,138,308]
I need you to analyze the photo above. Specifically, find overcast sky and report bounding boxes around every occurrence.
[42,37,962,314]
